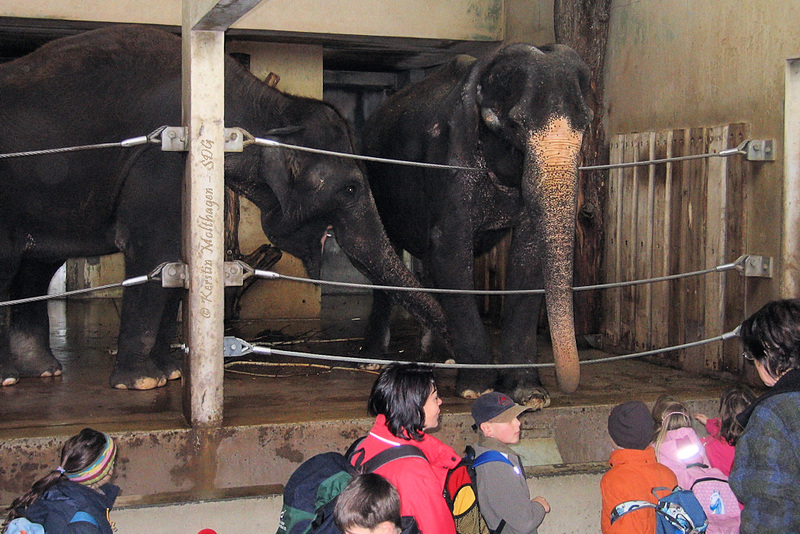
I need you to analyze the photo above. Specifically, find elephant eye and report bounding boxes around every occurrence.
[340,182,360,199]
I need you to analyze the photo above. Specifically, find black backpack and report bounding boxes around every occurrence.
[276,441,427,534]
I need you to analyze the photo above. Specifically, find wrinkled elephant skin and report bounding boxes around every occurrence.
[0,26,450,390]
[362,44,593,402]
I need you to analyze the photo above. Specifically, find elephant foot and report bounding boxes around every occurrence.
[459,387,494,400]
[1,364,20,386]
[456,369,498,401]
[110,360,168,390]
[516,386,551,410]
[10,332,64,378]
[154,350,182,381]
[494,371,551,409]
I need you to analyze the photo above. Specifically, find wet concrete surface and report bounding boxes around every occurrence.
[0,297,750,433]
[0,297,757,506]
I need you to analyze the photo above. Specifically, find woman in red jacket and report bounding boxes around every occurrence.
[351,363,460,534]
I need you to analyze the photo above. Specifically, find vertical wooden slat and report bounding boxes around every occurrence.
[602,136,624,348]
[681,127,709,372]
[704,125,727,371]
[667,129,687,358]
[650,131,671,349]
[723,123,749,373]
[619,134,637,349]
[633,133,654,350]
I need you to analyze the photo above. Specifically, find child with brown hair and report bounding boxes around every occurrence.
[2,428,119,534]
[334,473,417,534]
[693,386,756,476]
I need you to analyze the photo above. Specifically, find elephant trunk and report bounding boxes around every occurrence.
[332,201,452,351]
[525,116,583,394]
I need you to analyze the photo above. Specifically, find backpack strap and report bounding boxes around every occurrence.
[69,511,100,527]
[651,486,673,500]
[610,500,655,524]
[685,462,709,469]
[357,444,428,474]
[472,450,514,469]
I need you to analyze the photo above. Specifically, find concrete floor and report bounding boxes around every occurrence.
[0,297,755,511]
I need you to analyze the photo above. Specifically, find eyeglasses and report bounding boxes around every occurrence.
[742,351,755,362]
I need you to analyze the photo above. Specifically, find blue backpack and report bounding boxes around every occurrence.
[4,518,45,534]
[611,486,708,534]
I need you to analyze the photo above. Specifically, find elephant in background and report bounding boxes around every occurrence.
[361,43,593,406]
[0,25,451,390]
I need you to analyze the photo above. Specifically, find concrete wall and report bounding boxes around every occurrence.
[0,0,504,41]
[604,0,800,313]
[112,470,605,534]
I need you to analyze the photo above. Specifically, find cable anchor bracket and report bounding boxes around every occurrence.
[157,126,246,152]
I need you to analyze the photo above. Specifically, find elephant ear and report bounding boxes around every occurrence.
[260,126,305,212]
[445,49,499,164]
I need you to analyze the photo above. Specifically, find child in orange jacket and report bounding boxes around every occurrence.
[600,401,678,534]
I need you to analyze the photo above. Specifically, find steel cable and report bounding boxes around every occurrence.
[224,327,738,369]
[252,259,739,295]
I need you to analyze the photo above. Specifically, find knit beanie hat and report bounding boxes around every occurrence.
[607,401,653,450]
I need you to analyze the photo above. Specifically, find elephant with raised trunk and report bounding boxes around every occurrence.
[362,43,593,406]
[0,25,450,390]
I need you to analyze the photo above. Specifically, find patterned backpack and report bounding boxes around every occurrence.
[611,486,708,534]
[689,474,741,534]
[443,446,514,534]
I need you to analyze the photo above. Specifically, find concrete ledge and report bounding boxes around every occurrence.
[112,465,608,534]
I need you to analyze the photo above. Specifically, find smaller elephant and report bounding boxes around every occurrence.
[0,25,451,390]
[362,43,593,406]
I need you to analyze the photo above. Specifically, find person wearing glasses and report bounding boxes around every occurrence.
[728,298,800,534]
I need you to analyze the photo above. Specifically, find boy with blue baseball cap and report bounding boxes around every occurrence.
[470,392,550,534]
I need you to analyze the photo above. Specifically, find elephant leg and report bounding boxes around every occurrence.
[428,221,496,399]
[0,243,20,386]
[495,221,550,408]
[110,153,181,390]
[8,260,63,378]
[111,281,173,390]
[151,288,182,381]
[361,288,393,360]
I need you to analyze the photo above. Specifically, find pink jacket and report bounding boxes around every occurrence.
[655,427,711,490]
[353,414,460,534]
[701,418,736,476]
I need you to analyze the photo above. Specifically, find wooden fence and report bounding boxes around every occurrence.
[601,124,750,374]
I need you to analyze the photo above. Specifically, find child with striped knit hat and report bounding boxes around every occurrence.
[2,428,119,534]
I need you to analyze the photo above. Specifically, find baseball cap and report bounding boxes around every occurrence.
[471,392,531,428]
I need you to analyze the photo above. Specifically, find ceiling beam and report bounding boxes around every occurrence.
[189,0,268,31]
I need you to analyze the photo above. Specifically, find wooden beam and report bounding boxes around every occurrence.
[188,0,267,31]
[180,1,230,428]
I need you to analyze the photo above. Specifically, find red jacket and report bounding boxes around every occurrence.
[353,414,460,534]
[701,418,736,476]
[600,446,678,534]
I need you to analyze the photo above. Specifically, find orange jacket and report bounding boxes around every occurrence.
[600,446,678,533]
